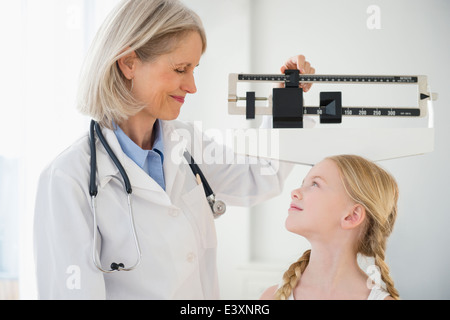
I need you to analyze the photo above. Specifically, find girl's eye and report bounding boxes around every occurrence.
[311,181,319,188]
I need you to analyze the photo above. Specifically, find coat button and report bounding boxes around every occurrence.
[169,208,180,217]
[186,252,196,263]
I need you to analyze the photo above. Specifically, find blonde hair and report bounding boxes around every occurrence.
[77,0,207,129]
[275,155,400,300]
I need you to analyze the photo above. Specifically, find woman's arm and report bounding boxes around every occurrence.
[34,166,106,299]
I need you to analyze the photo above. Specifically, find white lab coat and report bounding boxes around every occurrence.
[34,120,293,300]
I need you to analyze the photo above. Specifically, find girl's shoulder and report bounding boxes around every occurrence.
[259,285,279,300]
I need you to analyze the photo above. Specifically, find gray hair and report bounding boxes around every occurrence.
[77,0,207,129]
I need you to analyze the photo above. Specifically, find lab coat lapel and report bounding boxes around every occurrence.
[162,121,188,201]
[96,127,168,197]
[95,124,189,207]
[95,129,119,188]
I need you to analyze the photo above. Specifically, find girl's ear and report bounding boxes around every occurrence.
[341,204,366,230]
[117,49,137,80]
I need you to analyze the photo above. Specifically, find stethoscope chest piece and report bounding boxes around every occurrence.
[207,195,226,219]
[184,151,227,219]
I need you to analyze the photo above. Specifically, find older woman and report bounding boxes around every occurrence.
[34,0,315,300]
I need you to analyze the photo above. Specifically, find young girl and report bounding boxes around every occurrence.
[261,155,400,300]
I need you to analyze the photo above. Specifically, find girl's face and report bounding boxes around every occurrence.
[132,31,203,121]
[286,159,356,242]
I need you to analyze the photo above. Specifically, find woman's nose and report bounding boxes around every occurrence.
[181,73,197,94]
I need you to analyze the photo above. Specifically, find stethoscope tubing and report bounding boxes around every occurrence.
[89,120,225,273]
[90,120,141,273]
[90,121,132,196]
[183,151,214,197]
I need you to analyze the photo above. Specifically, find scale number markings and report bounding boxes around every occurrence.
[238,74,419,84]
[304,107,419,117]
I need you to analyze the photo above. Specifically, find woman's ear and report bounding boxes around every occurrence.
[341,204,366,230]
[117,49,137,80]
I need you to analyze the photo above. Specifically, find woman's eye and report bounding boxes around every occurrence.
[175,69,186,74]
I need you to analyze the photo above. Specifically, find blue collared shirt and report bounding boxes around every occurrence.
[114,120,166,191]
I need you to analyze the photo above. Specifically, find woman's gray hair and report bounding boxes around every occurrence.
[77,0,207,129]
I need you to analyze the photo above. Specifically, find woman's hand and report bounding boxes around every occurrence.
[281,55,315,92]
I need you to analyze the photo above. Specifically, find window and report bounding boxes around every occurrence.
[0,158,19,300]
[0,0,22,301]
[0,0,120,300]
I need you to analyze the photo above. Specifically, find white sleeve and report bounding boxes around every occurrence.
[34,167,106,300]
[186,123,295,207]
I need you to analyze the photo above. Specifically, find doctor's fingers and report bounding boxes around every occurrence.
[281,55,315,92]
[302,66,315,92]
[281,55,308,73]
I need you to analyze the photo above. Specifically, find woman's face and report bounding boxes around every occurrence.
[286,159,356,242]
[132,31,203,121]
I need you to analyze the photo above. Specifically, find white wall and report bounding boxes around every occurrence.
[249,0,450,300]
[5,0,122,299]
[3,0,448,300]
[184,0,450,299]
[180,0,255,300]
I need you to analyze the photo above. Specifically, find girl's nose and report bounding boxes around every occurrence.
[291,188,303,200]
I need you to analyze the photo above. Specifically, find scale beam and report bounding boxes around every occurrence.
[228,71,438,125]
[227,70,437,163]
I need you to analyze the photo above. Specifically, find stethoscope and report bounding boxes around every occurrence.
[89,120,226,273]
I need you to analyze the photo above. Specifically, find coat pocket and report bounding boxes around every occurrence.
[181,184,217,249]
